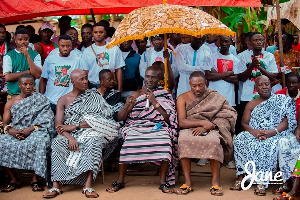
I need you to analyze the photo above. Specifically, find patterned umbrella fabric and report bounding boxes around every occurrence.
[107,4,235,48]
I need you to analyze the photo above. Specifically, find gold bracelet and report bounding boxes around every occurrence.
[154,103,161,109]
[4,125,14,135]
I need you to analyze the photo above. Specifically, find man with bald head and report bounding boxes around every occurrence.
[231,75,297,196]
[44,69,120,198]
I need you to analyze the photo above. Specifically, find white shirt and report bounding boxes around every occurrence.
[206,43,237,56]
[48,48,82,58]
[238,50,278,101]
[176,44,211,97]
[139,48,164,79]
[204,52,240,106]
[139,47,179,79]
[41,52,81,105]
[81,43,125,84]
[168,43,181,79]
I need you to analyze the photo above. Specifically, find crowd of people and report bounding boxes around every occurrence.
[0,15,300,199]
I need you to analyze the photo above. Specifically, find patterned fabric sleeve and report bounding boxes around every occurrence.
[284,96,297,132]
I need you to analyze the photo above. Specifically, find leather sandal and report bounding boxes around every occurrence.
[106,182,125,193]
[175,184,193,195]
[31,182,44,192]
[210,185,223,196]
[43,188,63,198]
[1,183,21,193]
[272,185,290,195]
[230,180,242,191]
[158,183,174,194]
[273,192,292,200]
[254,184,266,196]
[82,187,99,198]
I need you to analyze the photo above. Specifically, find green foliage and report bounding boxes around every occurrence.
[221,7,267,33]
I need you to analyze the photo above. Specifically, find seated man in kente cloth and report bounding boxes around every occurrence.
[106,65,178,194]
[97,69,124,121]
[175,71,237,196]
[97,69,124,171]
[0,73,55,193]
[43,69,120,198]
[231,75,297,196]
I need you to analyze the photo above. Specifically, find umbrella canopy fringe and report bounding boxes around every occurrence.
[144,28,235,38]
[107,28,235,49]
[107,35,146,48]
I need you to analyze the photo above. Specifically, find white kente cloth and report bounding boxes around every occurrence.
[51,89,120,185]
[278,134,300,182]
[234,94,297,187]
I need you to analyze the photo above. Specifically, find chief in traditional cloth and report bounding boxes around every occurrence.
[231,75,297,196]
[175,71,236,196]
[0,73,54,193]
[44,70,120,198]
[106,65,178,194]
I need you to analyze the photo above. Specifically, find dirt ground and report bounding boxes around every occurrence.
[0,162,291,200]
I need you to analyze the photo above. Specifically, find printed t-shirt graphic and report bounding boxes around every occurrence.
[96,52,109,67]
[217,59,233,73]
[54,65,71,87]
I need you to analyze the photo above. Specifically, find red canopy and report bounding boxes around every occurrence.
[0,0,262,24]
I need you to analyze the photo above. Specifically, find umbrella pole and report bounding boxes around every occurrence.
[164,34,168,90]
[90,8,96,24]
[275,0,285,88]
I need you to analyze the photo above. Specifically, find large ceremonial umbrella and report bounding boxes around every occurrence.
[0,0,262,24]
[107,3,235,89]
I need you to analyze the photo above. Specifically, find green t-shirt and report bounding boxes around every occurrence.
[5,49,39,95]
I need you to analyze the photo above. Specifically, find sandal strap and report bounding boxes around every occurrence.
[179,184,192,191]
[159,183,171,190]
[234,180,241,186]
[83,187,95,193]
[49,188,60,193]
[112,182,123,188]
[210,185,222,191]
[257,184,265,190]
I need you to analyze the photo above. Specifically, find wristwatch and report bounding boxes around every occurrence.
[75,123,80,130]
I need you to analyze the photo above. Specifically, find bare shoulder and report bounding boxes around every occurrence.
[246,98,261,111]
[6,95,22,108]
[178,91,192,103]
[57,94,68,107]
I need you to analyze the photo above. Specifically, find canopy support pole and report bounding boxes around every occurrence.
[90,8,96,24]
[276,0,285,87]
[164,34,168,91]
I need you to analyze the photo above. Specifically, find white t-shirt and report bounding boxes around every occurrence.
[238,50,278,101]
[176,44,211,97]
[204,52,240,106]
[48,48,82,58]
[81,43,125,84]
[41,52,82,105]
[206,43,237,56]
[139,48,164,78]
